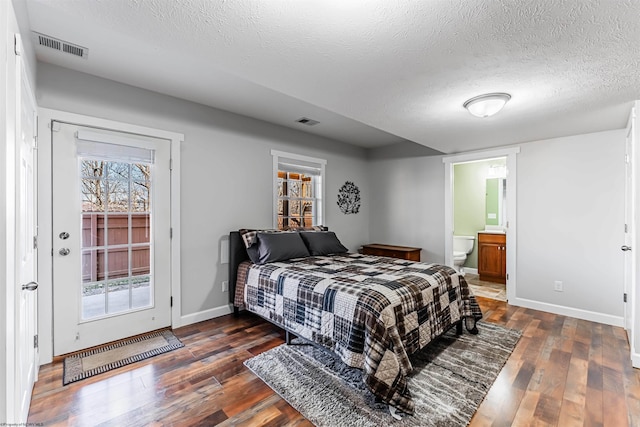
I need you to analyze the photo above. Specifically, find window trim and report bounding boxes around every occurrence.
[271,150,326,229]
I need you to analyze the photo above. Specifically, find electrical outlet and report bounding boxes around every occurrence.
[222,281,229,292]
[554,280,563,292]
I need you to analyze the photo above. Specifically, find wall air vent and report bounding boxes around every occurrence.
[295,117,320,126]
[33,32,88,59]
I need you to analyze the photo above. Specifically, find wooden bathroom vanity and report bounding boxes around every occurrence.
[477,232,506,284]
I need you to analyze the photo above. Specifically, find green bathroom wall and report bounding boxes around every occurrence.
[453,162,485,269]
[453,158,506,269]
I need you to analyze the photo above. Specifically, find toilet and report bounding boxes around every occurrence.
[453,235,475,273]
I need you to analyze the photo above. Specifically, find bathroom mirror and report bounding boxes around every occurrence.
[485,178,506,227]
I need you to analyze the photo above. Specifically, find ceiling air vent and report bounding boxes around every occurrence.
[296,117,320,126]
[33,32,88,59]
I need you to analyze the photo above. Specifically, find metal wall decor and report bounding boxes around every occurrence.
[337,181,361,215]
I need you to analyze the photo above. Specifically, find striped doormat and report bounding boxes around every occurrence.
[63,329,184,385]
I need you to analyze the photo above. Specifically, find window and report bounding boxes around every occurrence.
[76,137,155,319]
[271,150,326,230]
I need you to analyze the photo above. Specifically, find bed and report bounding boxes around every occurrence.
[229,229,482,415]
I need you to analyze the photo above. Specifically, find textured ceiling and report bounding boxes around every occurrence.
[24,0,640,153]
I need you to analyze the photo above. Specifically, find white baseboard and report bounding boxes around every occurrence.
[509,297,624,327]
[176,304,234,328]
[632,352,640,368]
[462,267,478,275]
[631,353,640,368]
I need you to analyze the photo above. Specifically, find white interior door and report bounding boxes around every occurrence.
[623,111,636,344]
[15,35,38,422]
[52,122,172,355]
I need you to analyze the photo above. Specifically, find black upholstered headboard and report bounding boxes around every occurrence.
[228,231,249,308]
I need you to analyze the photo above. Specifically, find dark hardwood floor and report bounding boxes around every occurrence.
[28,297,640,426]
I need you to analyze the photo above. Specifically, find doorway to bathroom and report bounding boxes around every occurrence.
[443,147,519,303]
[453,158,507,300]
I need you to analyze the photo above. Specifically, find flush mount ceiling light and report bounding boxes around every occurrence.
[463,93,511,118]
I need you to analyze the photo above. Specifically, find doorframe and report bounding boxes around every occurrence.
[630,101,640,368]
[443,146,520,302]
[624,110,635,335]
[37,108,183,364]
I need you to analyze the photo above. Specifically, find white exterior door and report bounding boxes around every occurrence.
[15,35,38,422]
[52,122,172,355]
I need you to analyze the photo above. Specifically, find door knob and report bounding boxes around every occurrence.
[59,248,71,256]
[22,281,38,291]
[59,231,70,240]
[621,245,632,252]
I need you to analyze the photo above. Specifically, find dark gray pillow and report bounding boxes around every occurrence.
[255,232,310,264]
[240,229,282,263]
[300,231,348,256]
[246,244,260,264]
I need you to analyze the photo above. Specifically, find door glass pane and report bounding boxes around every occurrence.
[80,177,105,212]
[107,279,131,315]
[82,282,106,319]
[107,180,129,212]
[132,244,150,277]
[81,160,107,212]
[106,161,129,182]
[81,161,106,180]
[131,164,151,212]
[81,214,100,248]
[80,158,153,320]
[107,247,129,279]
[131,213,150,244]
[81,249,103,283]
[106,214,129,245]
[132,275,152,309]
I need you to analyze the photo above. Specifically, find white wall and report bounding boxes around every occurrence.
[517,130,625,319]
[369,129,626,324]
[369,153,445,263]
[36,63,371,328]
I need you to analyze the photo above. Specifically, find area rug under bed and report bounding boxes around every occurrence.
[244,321,521,426]
[63,329,184,385]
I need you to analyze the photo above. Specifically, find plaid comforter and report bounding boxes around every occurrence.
[234,253,482,414]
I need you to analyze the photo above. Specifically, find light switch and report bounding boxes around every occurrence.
[487,213,497,219]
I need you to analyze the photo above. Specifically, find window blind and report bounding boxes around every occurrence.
[75,130,155,164]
